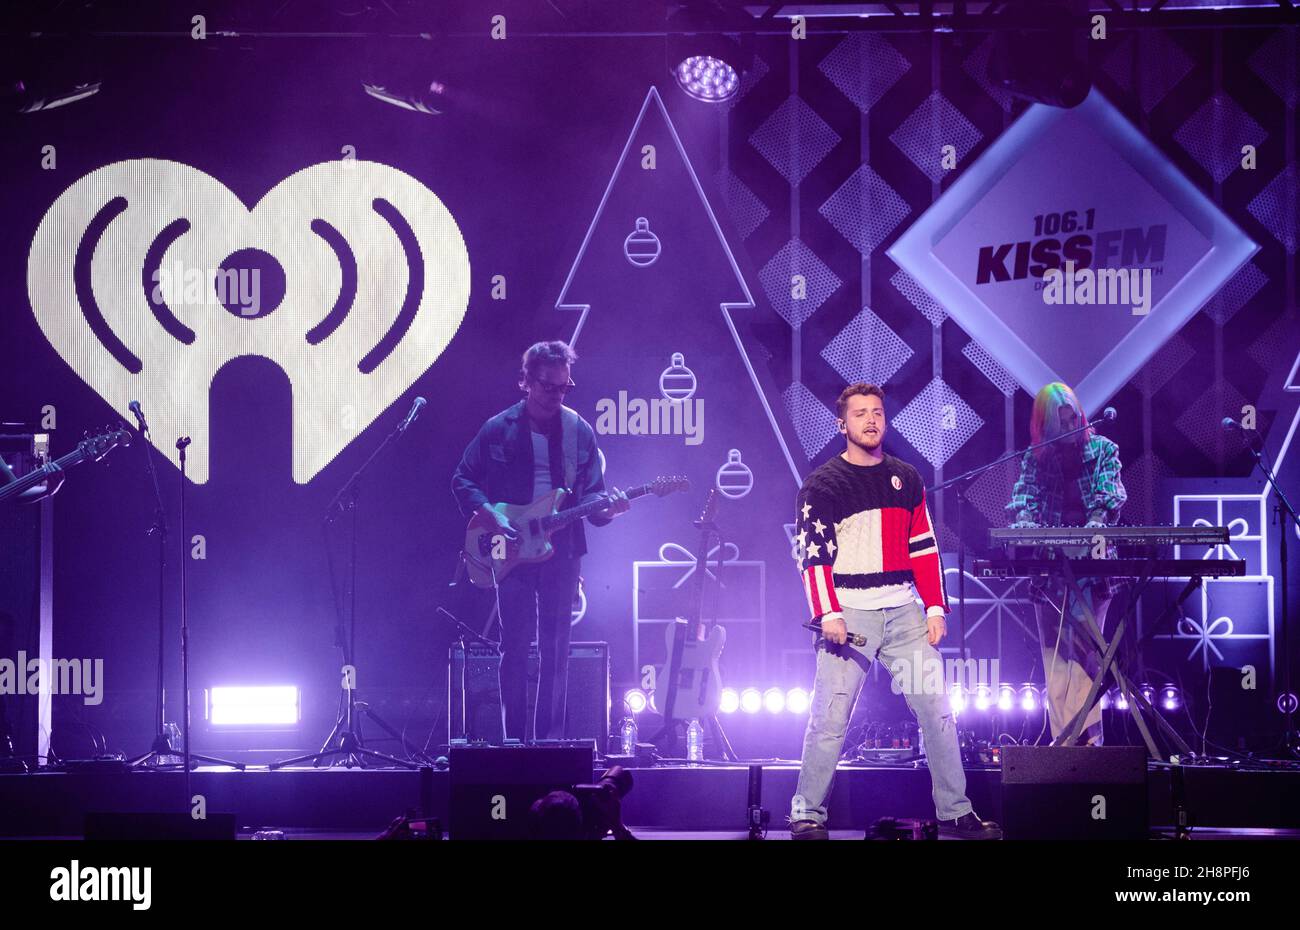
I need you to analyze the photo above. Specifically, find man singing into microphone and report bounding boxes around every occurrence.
[789,383,1000,840]
[452,341,629,742]
[1007,382,1126,746]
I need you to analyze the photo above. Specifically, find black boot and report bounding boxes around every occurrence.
[939,811,1002,840]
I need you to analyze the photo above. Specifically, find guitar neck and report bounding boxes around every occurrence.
[0,447,84,503]
[540,483,653,532]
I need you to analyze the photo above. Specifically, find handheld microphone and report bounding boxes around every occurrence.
[128,400,148,434]
[398,396,427,433]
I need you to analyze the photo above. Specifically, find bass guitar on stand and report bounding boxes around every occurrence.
[651,488,736,761]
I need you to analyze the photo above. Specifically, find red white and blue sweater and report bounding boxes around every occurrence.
[796,453,948,623]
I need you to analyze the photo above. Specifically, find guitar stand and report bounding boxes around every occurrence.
[1052,555,1192,760]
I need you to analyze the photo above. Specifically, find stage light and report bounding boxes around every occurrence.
[665,5,752,104]
[786,688,810,715]
[1140,683,1155,706]
[949,685,967,715]
[719,688,740,714]
[997,684,1016,712]
[763,687,786,714]
[624,689,648,714]
[1100,690,1110,710]
[1163,685,1180,711]
[740,688,762,714]
[1115,690,1130,711]
[1019,684,1039,713]
[207,685,299,726]
[674,56,739,102]
[974,684,992,712]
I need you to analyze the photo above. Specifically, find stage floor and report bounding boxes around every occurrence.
[2,761,1298,838]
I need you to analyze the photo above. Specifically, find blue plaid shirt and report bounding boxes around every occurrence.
[1006,434,1127,601]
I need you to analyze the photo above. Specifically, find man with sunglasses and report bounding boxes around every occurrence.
[453,340,629,741]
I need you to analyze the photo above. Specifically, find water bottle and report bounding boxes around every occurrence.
[619,716,637,755]
[686,718,704,762]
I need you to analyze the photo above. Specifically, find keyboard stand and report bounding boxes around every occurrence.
[1051,553,1193,760]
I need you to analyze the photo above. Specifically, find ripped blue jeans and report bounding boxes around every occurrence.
[792,602,973,825]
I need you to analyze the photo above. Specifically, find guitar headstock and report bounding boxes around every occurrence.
[650,475,690,498]
[79,426,133,463]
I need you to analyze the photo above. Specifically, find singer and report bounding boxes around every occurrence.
[451,341,629,741]
[789,383,1000,840]
[1006,382,1127,746]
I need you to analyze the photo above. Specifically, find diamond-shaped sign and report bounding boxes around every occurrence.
[887,89,1258,414]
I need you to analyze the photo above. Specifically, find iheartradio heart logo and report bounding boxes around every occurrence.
[27,158,471,483]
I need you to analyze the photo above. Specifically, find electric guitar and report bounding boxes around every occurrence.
[0,427,132,504]
[652,488,727,751]
[462,475,689,587]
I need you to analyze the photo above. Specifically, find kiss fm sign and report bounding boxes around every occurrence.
[890,89,1257,414]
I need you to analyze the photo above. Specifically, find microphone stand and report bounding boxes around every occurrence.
[1235,434,1299,758]
[128,421,240,772]
[927,418,1106,664]
[270,405,423,770]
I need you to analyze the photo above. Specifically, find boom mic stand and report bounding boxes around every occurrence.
[271,399,426,770]
[928,415,1109,665]
[1231,428,1300,758]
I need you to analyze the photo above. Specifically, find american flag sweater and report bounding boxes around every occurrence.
[796,453,948,623]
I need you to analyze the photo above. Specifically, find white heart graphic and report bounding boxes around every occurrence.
[27,158,471,483]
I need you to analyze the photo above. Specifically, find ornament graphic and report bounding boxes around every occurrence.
[659,352,697,401]
[623,216,661,267]
[716,448,753,499]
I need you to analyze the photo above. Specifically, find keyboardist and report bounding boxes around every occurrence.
[1006,382,1127,747]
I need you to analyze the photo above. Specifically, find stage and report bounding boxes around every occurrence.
[3,759,1298,839]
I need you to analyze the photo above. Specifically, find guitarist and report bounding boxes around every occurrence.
[452,341,629,741]
[0,452,64,503]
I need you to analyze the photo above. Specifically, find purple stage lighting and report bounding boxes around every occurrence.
[949,685,967,714]
[719,688,740,714]
[786,687,810,715]
[997,684,1015,712]
[974,684,992,712]
[207,685,299,726]
[1115,690,1130,711]
[1019,684,1039,713]
[763,687,785,714]
[675,56,739,102]
[1163,685,1180,711]
[624,689,648,714]
[740,688,762,714]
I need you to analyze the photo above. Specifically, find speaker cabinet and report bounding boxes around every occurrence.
[449,745,592,840]
[449,641,609,745]
[1001,745,1148,840]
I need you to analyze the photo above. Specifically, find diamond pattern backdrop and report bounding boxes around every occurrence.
[713,23,1300,686]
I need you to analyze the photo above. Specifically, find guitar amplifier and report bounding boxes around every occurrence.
[449,641,609,745]
[1001,746,1148,840]
[449,744,593,840]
